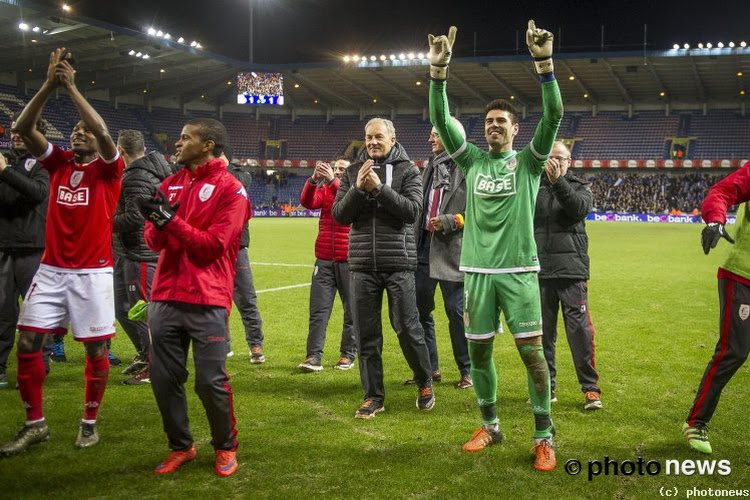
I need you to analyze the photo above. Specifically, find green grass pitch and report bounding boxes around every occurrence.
[1,219,748,499]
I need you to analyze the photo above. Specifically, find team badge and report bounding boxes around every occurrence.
[70,171,84,188]
[199,184,216,202]
[506,156,518,171]
[24,158,36,171]
[739,304,750,321]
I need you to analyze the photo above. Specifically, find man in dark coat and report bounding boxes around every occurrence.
[533,141,601,410]
[113,129,173,385]
[332,117,433,419]
[0,117,49,388]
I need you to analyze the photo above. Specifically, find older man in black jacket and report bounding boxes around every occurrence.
[0,119,49,388]
[113,130,173,384]
[534,141,601,411]
[332,117,433,419]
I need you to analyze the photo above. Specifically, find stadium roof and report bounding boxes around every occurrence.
[2,0,749,113]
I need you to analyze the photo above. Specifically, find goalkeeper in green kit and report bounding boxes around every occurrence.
[428,21,563,471]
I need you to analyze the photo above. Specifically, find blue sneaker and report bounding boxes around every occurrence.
[107,351,122,366]
[51,339,67,362]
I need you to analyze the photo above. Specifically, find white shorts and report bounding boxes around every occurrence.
[18,264,116,342]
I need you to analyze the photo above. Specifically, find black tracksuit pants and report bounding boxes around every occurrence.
[149,301,238,451]
[306,259,356,361]
[351,270,432,403]
[233,247,264,349]
[687,277,750,426]
[539,278,600,394]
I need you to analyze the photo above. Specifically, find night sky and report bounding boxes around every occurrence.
[28,0,750,64]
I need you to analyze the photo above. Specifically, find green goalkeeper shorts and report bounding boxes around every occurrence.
[463,272,542,340]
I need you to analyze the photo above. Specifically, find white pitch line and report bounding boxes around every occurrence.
[256,282,311,294]
[252,262,312,268]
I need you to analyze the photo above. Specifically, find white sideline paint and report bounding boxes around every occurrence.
[256,283,311,294]
[252,262,312,268]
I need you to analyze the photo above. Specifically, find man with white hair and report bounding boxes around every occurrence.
[408,118,471,390]
[332,117,434,419]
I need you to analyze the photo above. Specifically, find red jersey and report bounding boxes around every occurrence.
[145,158,249,311]
[38,143,123,269]
[299,178,350,262]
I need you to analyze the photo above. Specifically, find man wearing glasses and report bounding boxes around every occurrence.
[533,141,601,411]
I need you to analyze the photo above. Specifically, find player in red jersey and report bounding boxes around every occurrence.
[0,48,124,457]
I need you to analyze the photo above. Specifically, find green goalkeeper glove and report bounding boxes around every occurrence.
[428,26,457,80]
[128,299,149,322]
[526,19,554,74]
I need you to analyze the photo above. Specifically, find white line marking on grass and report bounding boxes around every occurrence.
[252,262,313,268]
[256,283,311,294]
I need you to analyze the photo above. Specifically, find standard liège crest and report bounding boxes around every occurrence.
[506,156,518,171]
[24,159,36,171]
[70,170,84,188]
[739,304,750,321]
[199,184,216,202]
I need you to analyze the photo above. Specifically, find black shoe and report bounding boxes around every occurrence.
[107,351,122,367]
[0,421,50,457]
[417,385,436,411]
[121,355,148,376]
[354,399,384,419]
[123,370,151,386]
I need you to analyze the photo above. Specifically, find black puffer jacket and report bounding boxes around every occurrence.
[227,162,252,248]
[113,152,174,262]
[332,143,422,272]
[0,149,49,250]
[533,172,593,280]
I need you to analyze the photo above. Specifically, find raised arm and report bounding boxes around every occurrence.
[12,49,65,157]
[428,27,468,158]
[55,56,117,161]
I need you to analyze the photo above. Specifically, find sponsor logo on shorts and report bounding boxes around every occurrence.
[199,184,216,202]
[57,186,89,206]
[89,325,110,333]
[474,172,517,197]
[518,320,539,328]
[740,304,750,321]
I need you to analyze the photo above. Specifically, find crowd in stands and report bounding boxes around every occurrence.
[237,72,283,97]
[586,172,728,214]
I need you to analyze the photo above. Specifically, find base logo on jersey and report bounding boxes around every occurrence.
[740,304,750,321]
[474,172,516,197]
[57,186,89,206]
[70,170,84,188]
[199,184,216,202]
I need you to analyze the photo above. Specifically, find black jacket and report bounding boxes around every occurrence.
[332,143,422,272]
[113,152,173,262]
[227,162,252,248]
[0,149,49,251]
[533,172,593,280]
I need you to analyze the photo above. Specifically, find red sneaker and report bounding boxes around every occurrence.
[215,449,238,477]
[154,446,197,474]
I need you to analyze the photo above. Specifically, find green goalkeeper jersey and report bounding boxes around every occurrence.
[429,78,563,274]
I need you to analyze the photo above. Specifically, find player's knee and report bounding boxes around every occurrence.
[84,340,107,358]
[17,331,43,353]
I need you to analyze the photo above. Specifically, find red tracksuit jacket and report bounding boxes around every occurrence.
[300,177,350,262]
[145,158,249,312]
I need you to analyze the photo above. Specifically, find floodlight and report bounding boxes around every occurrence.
[18,22,29,31]
[147,27,156,36]
[177,37,185,43]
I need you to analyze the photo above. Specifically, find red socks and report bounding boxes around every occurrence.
[17,351,47,422]
[83,352,110,422]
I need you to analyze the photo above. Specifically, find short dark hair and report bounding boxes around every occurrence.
[117,129,145,155]
[484,99,518,125]
[186,118,228,157]
[11,111,48,136]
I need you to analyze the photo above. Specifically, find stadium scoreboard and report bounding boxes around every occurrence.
[237,72,284,105]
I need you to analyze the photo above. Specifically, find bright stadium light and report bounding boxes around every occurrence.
[729,41,736,48]
[343,55,351,62]
[164,33,171,40]
[741,41,747,47]
[683,43,690,49]
[660,91,666,97]
[32,26,40,32]
[18,22,29,31]
[352,55,360,62]
[177,37,185,43]
[706,42,713,48]
[739,71,744,77]
[369,55,376,61]
[61,3,71,12]
[417,52,425,59]
[379,55,386,61]
[697,43,704,49]
[569,75,575,80]
[142,54,150,59]
[195,43,202,49]
[407,52,415,59]
[398,53,405,60]
[672,44,679,50]
[156,30,163,37]
[717,42,724,48]
[136,52,143,57]
[389,54,396,60]
[128,49,136,55]
[190,41,197,47]
[147,27,156,36]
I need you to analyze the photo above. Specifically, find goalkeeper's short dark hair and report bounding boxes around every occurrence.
[485,99,518,125]
[186,118,228,158]
[11,111,48,136]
